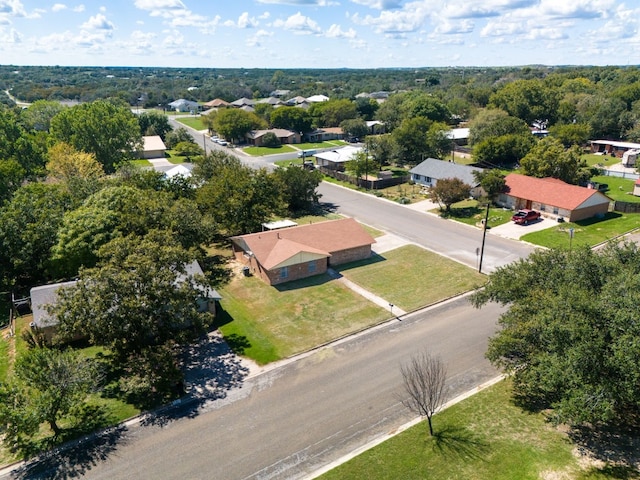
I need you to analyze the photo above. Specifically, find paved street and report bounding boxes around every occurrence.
[6,297,503,480]
[318,181,538,273]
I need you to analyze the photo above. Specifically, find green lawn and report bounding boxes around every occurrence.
[164,151,191,164]
[589,175,639,203]
[244,145,297,156]
[176,117,206,131]
[583,153,620,168]
[129,159,152,167]
[336,245,486,312]
[320,378,630,480]
[442,200,514,228]
[217,274,388,364]
[522,212,640,249]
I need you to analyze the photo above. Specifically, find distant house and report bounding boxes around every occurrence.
[306,94,329,103]
[285,96,311,109]
[315,146,363,171]
[138,135,167,159]
[230,218,375,285]
[634,178,640,197]
[590,140,640,158]
[165,164,192,179]
[203,98,230,109]
[246,129,300,146]
[499,173,611,222]
[230,97,256,108]
[409,158,484,198]
[29,260,220,342]
[168,99,200,113]
[446,128,470,146]
[306,127,344,143]
[257,97,284,106]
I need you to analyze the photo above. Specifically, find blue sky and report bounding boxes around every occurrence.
[1,0,639,68]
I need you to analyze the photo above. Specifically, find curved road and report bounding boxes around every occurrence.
[9,297,503,480]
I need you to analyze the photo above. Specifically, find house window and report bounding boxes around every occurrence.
[280,267,288,279]
[553,206,559,214]
[540,204,546,212]
[308,261,316,274]
[425,176,432,183]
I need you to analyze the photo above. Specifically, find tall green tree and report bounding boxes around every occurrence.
[489,79,559,125]
[471,243,640,425]
[273,166,322,213]
[0,347,101,450]
[468,109,531,146]
[0,183,73,290]
[472,169,506,203]
[428,177,471,212]
[213,108,265,142]
[49,100,142,173]
[138,110,172,140]
[270,106,312,133]
[19,100,65,132]
[392,117,431,166]
[196,156,284,235]
[53,233,214,359]
[520,137,589,185]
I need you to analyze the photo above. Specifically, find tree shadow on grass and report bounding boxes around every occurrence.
[568,423,640,477]
[431,425,489,462]
[11,425,127,480]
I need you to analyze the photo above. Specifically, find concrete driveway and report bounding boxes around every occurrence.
[489,216,556,240]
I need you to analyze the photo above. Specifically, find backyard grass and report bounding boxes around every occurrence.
[164,151,190,164]
[217,274,388,364]
[176,117,206,131]
[589,175,639,202]
[320,378,633,480]
[583,153,620,168]
[274,157,305,167]
[243,145,297,156]
[522,212,640,249]
[335,245,486,312]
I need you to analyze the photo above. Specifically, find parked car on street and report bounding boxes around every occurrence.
[511,209,541,225]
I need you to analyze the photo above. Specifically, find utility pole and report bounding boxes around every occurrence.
[478,202,490,273]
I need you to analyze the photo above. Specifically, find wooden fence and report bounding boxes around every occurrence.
[318,166,409,190]
[614,201,640,214]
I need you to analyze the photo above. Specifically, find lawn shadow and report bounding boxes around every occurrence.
[444,205,483,220]
[431,425,489,461]
[139,332,249,428]
[11,425,127,480]
[575,211,623,226]
[333,252,387,273]
[568,424,640,476]
[274,273,334,292]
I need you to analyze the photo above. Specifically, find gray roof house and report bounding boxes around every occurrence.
[409,158,484,198]
[168,99,200,112]
[29,260,221,341]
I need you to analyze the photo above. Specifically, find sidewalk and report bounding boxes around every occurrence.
[327,268,406,316]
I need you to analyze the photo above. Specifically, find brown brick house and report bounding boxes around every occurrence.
[499,173,612,222]
[230,218,376,285]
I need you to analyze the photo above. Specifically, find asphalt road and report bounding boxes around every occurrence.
[8,297,503,480]
[318,181,538,273]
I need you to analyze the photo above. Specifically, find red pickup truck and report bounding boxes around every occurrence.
[511,209,541,225]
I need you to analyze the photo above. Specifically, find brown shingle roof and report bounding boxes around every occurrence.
[232,218,375,270]
[504,173,610,210]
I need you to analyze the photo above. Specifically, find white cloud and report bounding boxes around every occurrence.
[259,12,271,20]
[433,19,474,35]
[349,0,403,10]
[81,13,115,31]
[273,12,322,34]
[246,28,273,47]
[0,0,27,17]
[237,12,258,28]
[352,2,429,35]
[257,0,335,5]
[52,3,67,12]
[0,26,22,43]
[73,4,85,12]
[134,0,186,10]
[326,23,357,38]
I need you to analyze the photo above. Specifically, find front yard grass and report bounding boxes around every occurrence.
[522,212,640,249]
[442,200,514,228]
[176,117,206,131]
[217,274,388,364]
[320,378,624,480]
[244,145,296,156]
[335,245,486,312]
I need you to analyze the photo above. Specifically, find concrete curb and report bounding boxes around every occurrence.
[304,374,506,479]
